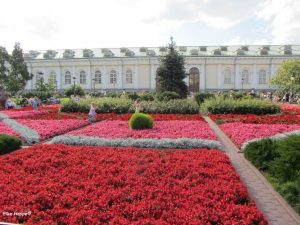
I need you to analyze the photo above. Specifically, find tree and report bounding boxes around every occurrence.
[35,78,55,100]
[156,37,188,98]
[6,43,32,95]
[270,59,300,95]
[65,85,85,97]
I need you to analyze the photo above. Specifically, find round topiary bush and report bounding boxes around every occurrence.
[0,134,22,155]
[129,113,154,130]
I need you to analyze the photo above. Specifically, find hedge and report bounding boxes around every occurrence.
[0,134,22,155]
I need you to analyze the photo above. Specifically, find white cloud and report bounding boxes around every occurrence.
[225,36,247,45]
[256,0,300,44]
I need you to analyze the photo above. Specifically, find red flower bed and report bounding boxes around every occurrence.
[0,121,19,137]
[0,110,48,119]
[17,112,203,121]
[16,119,89,140]
[209,113,300,124]
[0,144,267,225]
[281,103,300,115]
[10,104,60,112]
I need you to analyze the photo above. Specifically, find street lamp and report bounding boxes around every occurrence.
[72,77,76,96]
[54,79,57,93]
[291,73,295,100]
[92,78,96,94]
[38,72,44,99]
[241,78,244,92]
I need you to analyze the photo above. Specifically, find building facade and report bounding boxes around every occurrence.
[24,45,300,93]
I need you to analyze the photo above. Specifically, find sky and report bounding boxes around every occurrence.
[1,0,300,52]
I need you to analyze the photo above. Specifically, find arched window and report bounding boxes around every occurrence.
[80,71,86,84]
[241,69,249,84]
[110,70,117,84]
[224,69,232,84]
[258,69,266,84]
[126,70,133,84]
[48,71,56,86]
[65,71,71,84]
[36,71,44,83]
[95,71,101,84]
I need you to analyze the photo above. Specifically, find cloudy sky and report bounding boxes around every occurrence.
[1,0,300,52]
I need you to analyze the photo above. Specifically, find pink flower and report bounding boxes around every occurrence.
[69,120,217,140]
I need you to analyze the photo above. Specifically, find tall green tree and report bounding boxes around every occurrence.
[270,59,300,95]
[6,43,32,95]
[0,47,9,89]
[156,37,188,98]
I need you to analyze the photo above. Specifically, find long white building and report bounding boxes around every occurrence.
[24,45,300,93]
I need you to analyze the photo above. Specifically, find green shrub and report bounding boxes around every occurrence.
[106,92,122,98]
[244,138,278,170]
[194,92,215,105]
[129,113,153,129]
[200,97,281,115]
[65,85,85,97]
[127,92,140,101]
[268,135,300,182]
[0,134,22,155]
[140,92,155,101]
[278,179,300,213]
[156,91,181,101]
[61,98,199,114]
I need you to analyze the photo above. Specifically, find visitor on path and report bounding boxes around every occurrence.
[134,98,141,113]
[33,96,39,111]
[88,102,97,123]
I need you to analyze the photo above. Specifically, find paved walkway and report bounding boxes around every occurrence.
[204,116,300,225]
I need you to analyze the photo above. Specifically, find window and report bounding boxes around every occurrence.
[110,70,117,84]
[241,69,249,84]
[36,72,44,82]
[95,71,101,84]
[48,72,56,86]
[80,71,86,84]
[65,71,71,84]
[224,69,232,84]
[258,69,266,84]
[126,70,133,84]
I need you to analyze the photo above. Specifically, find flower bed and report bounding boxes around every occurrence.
[17,112,204,121]
[220,122,300,148]
[0,121,19,137]
[0,144,267,225]
[16,119,89,140]
[281,103,300,114]
[69,120,216,140]
[0,110,48,119]
[210,113,300,124]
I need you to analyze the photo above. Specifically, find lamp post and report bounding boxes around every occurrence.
[92,78,96,94]
[54,79,57,93]
[72,77,76,96]
[38,72,44,99]
[291,73,295,100]
[241,78,244,92]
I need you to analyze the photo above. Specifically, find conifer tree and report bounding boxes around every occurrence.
[156,37,188,98]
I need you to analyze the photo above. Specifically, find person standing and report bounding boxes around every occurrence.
[88,102,97,123]
[134,98,141,113]
[33,96,39,111]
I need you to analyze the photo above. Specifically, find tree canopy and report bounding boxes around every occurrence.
[0,43,32,95]
[156,38,188,98]
[270,59,300,95]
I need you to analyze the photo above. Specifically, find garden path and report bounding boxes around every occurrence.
[204,116,300,225]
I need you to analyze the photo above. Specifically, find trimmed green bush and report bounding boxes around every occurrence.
[61,98,199,114]
[244,138,278,170]
[0,134,22,155]
[129,113,154,129]
[156,91,181,101]
[244,135,300,213]
[65,85,85,97]
[268,135,300,182]
[127,92,140,101]
[200,97,281,115]
[194,92,215,105]
[140,92,155,101]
